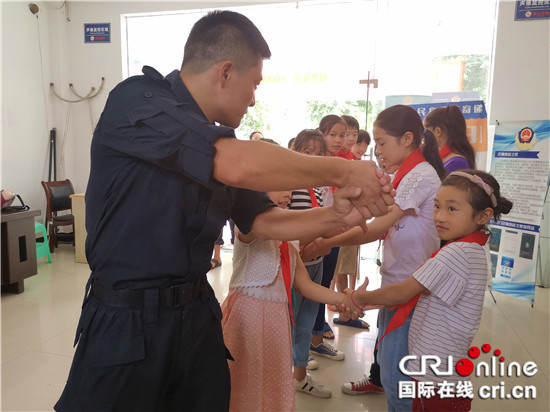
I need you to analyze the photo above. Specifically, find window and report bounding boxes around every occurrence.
[123,0,496,145]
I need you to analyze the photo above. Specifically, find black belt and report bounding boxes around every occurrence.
[91,277,211,309]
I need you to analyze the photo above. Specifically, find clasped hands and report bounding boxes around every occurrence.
[334,279,385,320]
[339,161,396,222]
[328,161,394,236]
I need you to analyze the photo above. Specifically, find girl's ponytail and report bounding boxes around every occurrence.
[374,105,448,181]
[424,105,476,169]
[422,129,447,181]
[493,190,513,221]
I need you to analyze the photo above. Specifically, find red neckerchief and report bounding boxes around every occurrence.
[391,147,426,189]
[307,189,320,208]
[382,148,426,242]
[336,148,349,159]
[439,144,453,160]
[279,241,295,325]
[376,231,490,348]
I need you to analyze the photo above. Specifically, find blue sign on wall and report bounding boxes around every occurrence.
[84,23,110,43]
[515,1,550,21]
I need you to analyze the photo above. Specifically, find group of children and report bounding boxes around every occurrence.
[220,105,513,412]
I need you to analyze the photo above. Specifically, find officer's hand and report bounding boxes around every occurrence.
[341,161,395,220]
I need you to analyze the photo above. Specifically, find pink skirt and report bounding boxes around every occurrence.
[221,289,295,412]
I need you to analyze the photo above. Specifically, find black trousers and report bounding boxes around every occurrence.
[368,335,382,387]
[55,289,230,411]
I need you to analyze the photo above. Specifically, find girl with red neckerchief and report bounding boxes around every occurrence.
[336,115,360,160]
[288,129,335,397]
[309,115,348,365]
[303,105,446,409]
[221,137,358,410]
[347,170,512,412]
[424,105,476,173]
[333,116,370,330]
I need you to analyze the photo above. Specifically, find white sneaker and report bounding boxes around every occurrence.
[310,342,345,361]
[294,374,332,398]
[306,355,318,370]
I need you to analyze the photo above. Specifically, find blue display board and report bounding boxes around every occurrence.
[489,120,550,303]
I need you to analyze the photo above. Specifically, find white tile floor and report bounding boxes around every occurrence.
[1,243,549,411]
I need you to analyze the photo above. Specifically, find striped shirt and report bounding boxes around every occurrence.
[289,188,324,265]
[407,242,488,383]
[289,188,323,210]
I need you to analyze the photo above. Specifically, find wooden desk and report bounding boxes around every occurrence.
[70,194,87,264]
[1,209,40,293]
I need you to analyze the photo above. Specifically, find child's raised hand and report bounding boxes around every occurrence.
[336,279,369,319]
[362,304,386,311]
[337,290,364,320]
[299,241,316,262]
[322,226,350,238]
[343,279,385,311]
[300,238,330,262]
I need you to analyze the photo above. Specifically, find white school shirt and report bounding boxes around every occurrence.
[318,185,334,207]
[407,241,489,383]
[380,162,441,287]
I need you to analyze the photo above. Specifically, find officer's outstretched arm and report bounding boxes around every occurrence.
[213,138,395,220]
[250,186,363,242]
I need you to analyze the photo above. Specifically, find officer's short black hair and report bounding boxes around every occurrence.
[181,10,271,73]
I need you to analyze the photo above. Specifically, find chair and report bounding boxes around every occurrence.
[41,179,75,253]
[35,221,52,263]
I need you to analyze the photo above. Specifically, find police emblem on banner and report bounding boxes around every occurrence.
[515,127,536,150]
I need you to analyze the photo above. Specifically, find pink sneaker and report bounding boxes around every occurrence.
[341,375,385,395]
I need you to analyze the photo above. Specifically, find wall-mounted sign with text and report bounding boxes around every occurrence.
[515,0,550,20]
[84,23,111,43]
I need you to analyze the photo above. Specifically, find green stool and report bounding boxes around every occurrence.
[35,222,52,263]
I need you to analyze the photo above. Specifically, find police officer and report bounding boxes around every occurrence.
[55,10,394,411]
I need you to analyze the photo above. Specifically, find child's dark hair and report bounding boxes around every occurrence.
[442,169,513,222]
[259,137,279,146]
[293,129,326,153]
[424,105,476,169]
[249,130,263,139]
[318,114,346,136]
[357,129,371,146]
[374,105,447,181]
[341,115,359,131]
[287,137,295,149]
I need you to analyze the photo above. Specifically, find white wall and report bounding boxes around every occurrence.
[488,0,549,286]
[1,1,288,221]
[2,1,55,217]
[2,0,549,222]
[489,0,550,123]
